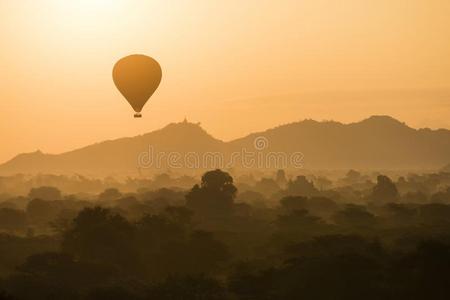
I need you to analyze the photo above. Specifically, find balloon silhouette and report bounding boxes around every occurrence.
[113,54,162,118]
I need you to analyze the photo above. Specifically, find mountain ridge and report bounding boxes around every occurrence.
[1,115,449,175]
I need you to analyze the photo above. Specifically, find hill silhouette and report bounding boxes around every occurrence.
[1,116,449,175]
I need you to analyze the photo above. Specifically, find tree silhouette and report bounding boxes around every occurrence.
[286,176,320,197]
[333,204,377,229]
[370,175,399,203]
[62,207,139,274]
[98,188,122,202]
[186,169,237,218]
[28,186,62,201]
[0,208,27,232]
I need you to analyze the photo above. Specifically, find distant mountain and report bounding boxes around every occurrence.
[1,116,449,176]
[229,115,450,170]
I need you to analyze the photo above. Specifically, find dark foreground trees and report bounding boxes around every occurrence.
[1,170,450,299]
[229,237,450,300]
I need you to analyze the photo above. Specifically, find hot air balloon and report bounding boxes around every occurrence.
[113,54,162,118]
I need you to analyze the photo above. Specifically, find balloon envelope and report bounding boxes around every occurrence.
[113,54,162,117]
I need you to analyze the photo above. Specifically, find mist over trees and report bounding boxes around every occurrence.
[0,168,450,299]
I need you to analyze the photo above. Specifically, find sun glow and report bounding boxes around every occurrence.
[52,0,124,31]
[56,0,123,14]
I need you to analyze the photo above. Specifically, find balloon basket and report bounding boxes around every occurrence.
[134,113,142,118]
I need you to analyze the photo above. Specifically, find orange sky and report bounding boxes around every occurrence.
[0,0,449,163]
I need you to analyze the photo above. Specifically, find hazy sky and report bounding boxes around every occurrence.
[0,0,449,163]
